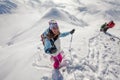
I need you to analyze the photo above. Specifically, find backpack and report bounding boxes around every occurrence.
[41,34,45,46]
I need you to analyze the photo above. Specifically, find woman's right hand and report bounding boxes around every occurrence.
[70,29,75,34]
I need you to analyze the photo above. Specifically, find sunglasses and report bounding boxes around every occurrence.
[52,26,58,30]
[50,23,58,29]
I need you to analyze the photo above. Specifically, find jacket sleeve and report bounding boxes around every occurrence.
[59,31,71,37]
[44,38,52,54]
[42,29,52,54]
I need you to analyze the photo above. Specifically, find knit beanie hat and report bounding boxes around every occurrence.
[49,20,58,30]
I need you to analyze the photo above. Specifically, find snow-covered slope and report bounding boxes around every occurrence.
[77,32,120,80]
[0,0,120,80]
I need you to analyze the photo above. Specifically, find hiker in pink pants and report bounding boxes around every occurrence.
[41,20,75,69]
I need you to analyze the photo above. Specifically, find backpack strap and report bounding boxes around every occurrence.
[41,34,47,46]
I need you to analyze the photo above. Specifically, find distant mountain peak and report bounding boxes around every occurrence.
[42,8,64,19]
[0,1,17,14]
[41,7,87,26]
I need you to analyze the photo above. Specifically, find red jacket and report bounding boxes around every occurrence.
[107,21,115,28]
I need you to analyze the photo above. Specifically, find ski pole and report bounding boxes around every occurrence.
[69,34,77,80]
[69,34,73,62]
[69,34,73,52]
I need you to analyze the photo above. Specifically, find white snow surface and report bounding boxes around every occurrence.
[0,0,120,80]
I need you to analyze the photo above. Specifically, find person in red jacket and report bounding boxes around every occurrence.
[100,21,115,33]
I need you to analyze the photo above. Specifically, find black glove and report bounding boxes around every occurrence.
[49,47,57,54]
[70,29,75,34]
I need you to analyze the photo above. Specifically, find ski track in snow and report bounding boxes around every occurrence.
[80,32,120,80]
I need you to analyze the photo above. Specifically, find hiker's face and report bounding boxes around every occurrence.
[51,26,59,34]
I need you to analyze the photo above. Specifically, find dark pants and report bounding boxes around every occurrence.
[100,27,109,33]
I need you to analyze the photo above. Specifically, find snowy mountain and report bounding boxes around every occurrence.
[0,0,17,14]
[0,0,120,80]
[41,8,87,26]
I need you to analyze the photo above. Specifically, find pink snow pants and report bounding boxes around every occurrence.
[51,52,63,69]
